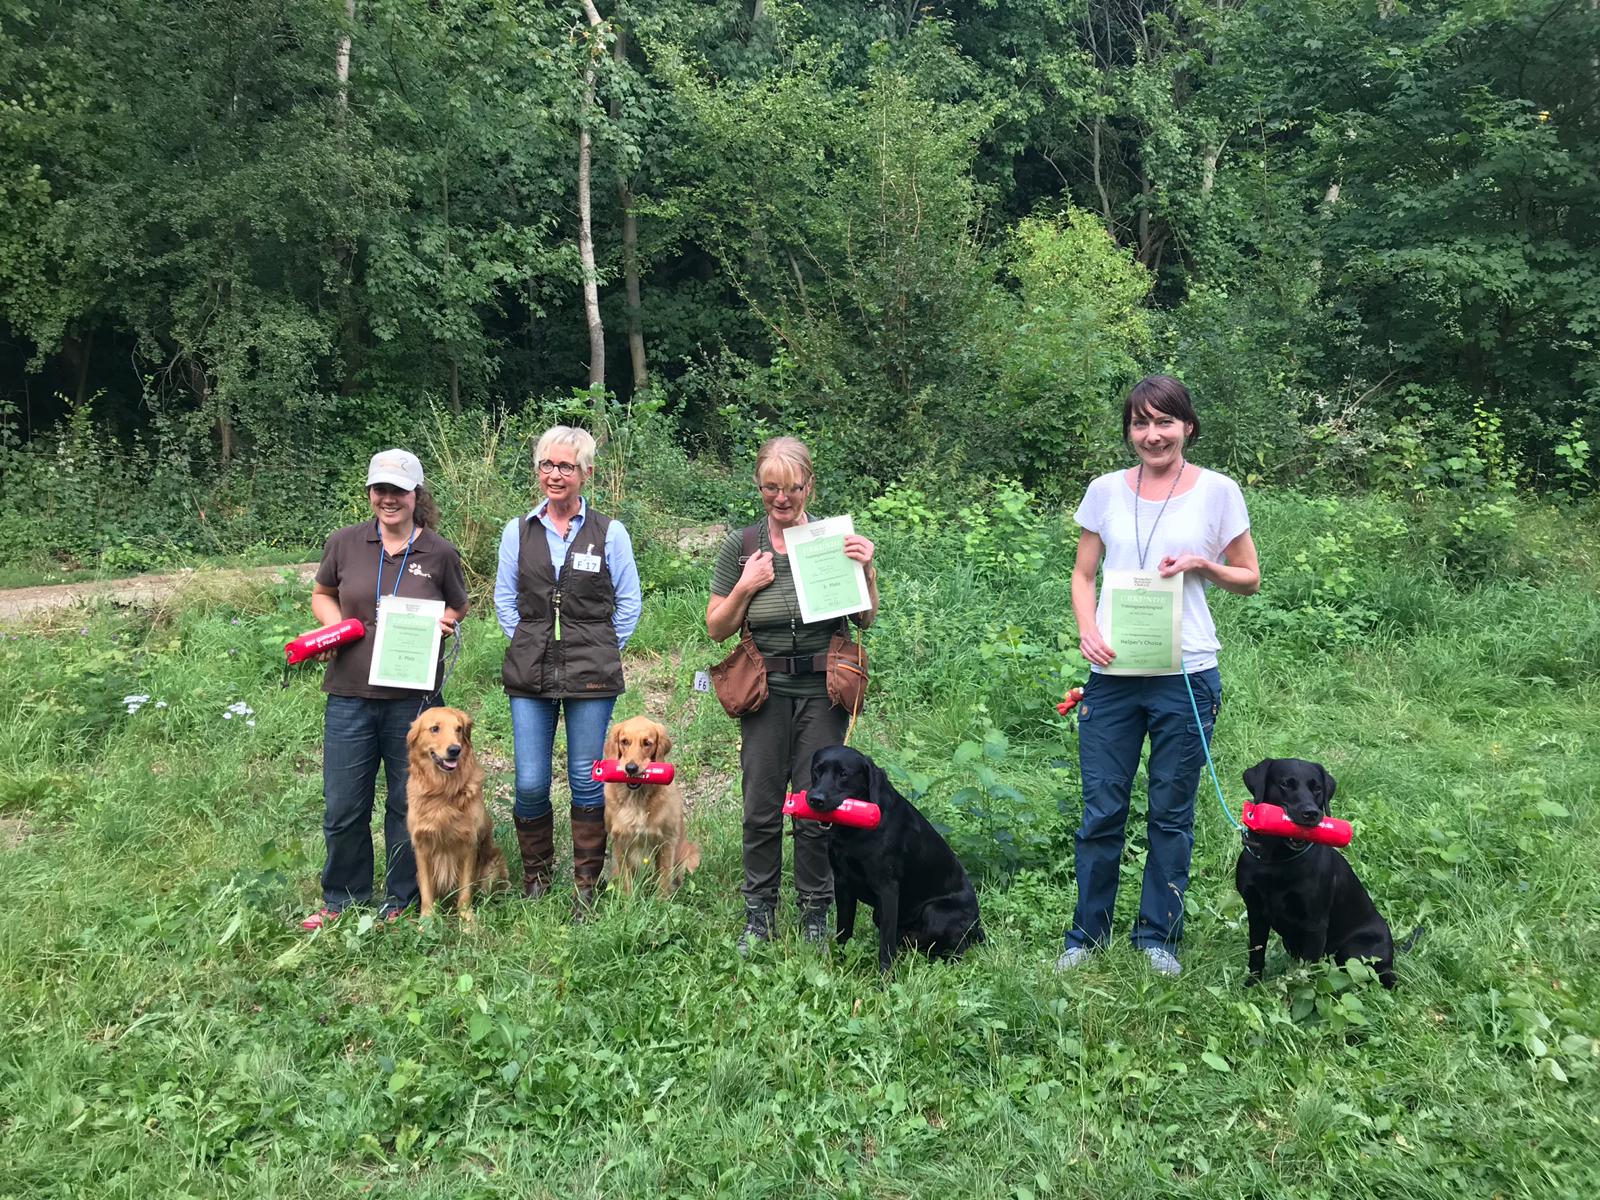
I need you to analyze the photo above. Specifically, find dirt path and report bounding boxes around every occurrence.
[0,563,319,622]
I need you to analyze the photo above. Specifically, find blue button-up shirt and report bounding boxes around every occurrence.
[493,498,642,646]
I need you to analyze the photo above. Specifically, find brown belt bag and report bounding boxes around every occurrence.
[709,624,769,718]
[825,624,868,717]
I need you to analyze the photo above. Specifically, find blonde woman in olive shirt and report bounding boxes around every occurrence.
[707,436,878,953]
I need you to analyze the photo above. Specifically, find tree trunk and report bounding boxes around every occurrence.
[620,185,646,390]
[578,0,606,397]
[612,27,646,390]
[1090,114,1114,233]
[334,0,359,393]
[335,0,354,110]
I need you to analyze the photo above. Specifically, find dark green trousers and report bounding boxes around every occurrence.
[739,693,847,909]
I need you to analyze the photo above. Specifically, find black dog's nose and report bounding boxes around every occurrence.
[446,743,462,758]
[624,761,641,775]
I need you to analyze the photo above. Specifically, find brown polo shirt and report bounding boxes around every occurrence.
[314,521,470,699]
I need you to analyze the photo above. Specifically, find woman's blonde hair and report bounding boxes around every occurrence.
[753,436,814,488]
[533,425,597,474]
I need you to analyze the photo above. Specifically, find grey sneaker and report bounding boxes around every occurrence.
[799,902,831,945]
[737,903,775,956]
[1143,946,1182,976]
[1055,946,1092,971]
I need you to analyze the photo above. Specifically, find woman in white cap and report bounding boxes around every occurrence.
[300,449,470,930]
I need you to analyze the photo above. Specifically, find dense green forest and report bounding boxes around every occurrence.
[2,0,1597,568]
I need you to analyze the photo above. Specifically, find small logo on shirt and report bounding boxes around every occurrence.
[408,563,433,580]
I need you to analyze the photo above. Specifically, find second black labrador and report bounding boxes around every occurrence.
[1235,757,1399,988]
[807,745,985,972]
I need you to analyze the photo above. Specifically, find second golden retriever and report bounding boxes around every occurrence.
[406,706,508,923]
[603,715,701,894]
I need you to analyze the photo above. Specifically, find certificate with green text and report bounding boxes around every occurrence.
[1101,569,1183,676]
[368,596,446,690]
[786,515,870,625]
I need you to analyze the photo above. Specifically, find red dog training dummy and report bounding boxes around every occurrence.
[784,790,882,830]
[1242,802,1353,847]
[591,759,676,786]
[284,619,366,666]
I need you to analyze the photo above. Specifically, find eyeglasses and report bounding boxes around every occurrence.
[759,482,808,499]
[537,460,579,477]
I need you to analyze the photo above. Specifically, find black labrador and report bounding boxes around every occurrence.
[807,745,985,973]
[1235,758,1399,988]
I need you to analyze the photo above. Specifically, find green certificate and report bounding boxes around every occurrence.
[367,596,446,690]
[786,515,871,624]
[1101,569,1183,676]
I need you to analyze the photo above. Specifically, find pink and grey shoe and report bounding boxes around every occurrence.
[300,907,340,932]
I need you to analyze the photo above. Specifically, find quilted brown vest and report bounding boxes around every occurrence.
[500,509,625,699]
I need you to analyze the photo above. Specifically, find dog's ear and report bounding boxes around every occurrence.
[653,721,672,761]
[866,757,897,810]
[1317,763,1337,809]
[1242,759,1270,803]
[604,722,621,759]
[458,709,473,746]
[866,760,884,809]
[407,710,426,751]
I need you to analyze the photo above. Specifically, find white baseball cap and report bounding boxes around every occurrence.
[366,449,424,491]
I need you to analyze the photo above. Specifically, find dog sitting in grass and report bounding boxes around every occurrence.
[1234,758,1405,988]
[406,706,508,923]
[602,715,701,895]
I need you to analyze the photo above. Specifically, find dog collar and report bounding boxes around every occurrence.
[1240,830,1314,861]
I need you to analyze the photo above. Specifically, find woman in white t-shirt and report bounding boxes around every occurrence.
[1057,376,1260,977]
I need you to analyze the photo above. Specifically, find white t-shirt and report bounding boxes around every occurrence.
[1074,466,1251,673]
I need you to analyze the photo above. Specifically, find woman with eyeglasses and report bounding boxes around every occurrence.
[706,436,879,952]
[495,425,642,919]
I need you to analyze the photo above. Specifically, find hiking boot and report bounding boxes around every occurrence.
[737,902,775,956]
[799,901,831,945]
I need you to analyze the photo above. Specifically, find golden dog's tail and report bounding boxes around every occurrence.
[676,840,702,875]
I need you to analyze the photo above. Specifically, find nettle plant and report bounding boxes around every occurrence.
[958,480,1050,578]
[940,717,1054,882]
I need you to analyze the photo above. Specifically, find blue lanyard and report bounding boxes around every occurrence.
[375,523,417,609]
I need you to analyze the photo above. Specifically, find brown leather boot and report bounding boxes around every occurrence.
[570,805,607,921]
[514,812,555,900]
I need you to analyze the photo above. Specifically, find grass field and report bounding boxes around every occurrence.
[2,493,1598,1198]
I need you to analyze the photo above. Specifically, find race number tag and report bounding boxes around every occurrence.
[570,551,602,573]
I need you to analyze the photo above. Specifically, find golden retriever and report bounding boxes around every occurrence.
[602,715,701,895]
[406,706,508,923]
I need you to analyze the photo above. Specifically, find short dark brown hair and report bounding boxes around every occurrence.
[1123,375,1200,445]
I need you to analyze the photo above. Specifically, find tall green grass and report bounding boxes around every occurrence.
[1,491,1597,1199]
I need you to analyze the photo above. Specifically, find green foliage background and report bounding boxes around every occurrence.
[3,0,1598,568]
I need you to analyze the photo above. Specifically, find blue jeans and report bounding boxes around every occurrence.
[509,696,617,819]
[1066,669,1221,954]
[321,692,439,913]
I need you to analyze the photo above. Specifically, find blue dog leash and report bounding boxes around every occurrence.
[1181,667,1244,834]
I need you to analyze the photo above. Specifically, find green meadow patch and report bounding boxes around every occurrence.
[2,495,1598,1198]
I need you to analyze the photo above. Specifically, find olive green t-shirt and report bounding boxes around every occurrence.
[710,522,832,698]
